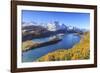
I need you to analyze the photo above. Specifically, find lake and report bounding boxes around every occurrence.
[22,33,81,62]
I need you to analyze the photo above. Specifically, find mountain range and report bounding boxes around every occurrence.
[22,21,70,31]
[22,21,86,41]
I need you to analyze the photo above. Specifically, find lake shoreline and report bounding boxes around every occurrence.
[36,32,90,62]
[22,33,82,62]
[22,38,62,52]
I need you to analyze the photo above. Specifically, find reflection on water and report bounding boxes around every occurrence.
[22,33,80,62]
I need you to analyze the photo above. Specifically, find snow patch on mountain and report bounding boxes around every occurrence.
[46,22,57,31]
[22,22,38,27]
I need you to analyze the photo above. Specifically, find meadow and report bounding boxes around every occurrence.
[37,32,90,61]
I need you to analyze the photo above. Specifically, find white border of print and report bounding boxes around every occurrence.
[17,5,94,68]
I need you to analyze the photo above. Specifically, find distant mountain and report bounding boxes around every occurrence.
[22,21,49,33]
[22,21,85,41]
[46,22,57,31]
[46,21,67,31]
[61,24,67,29]
[39,23,47,28]
[22,21,69,31]
[22,21,85,33]
[22,21,38,27]
[54,21,61,30]
[67,26,74,30]
[22,22,49,37]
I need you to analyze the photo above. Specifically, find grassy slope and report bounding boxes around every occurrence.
[22,40,40,52]
[37,32,90,61]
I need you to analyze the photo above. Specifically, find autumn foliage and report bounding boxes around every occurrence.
[37,32,90,61]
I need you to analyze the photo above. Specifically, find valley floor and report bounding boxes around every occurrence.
[36,32,90,61]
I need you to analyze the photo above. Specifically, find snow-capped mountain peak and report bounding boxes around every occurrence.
[46,22,57,31]
[22,21,38,27]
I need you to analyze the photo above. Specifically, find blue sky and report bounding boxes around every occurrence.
[22,10,90,29]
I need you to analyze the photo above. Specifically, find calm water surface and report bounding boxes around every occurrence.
[22,33,80,62]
